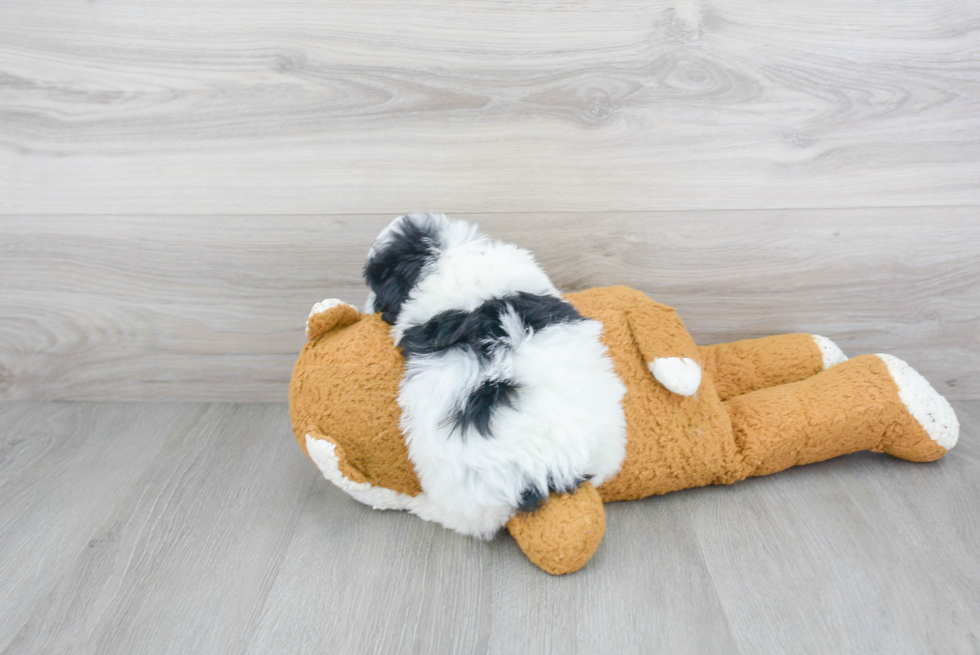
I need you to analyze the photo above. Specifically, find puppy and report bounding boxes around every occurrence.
[364,213,627,538]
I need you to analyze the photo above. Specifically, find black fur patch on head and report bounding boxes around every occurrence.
[507,291,583,332]
[364,217,440,325]
[453,378,519,437]
[400,291,585,439]
[399,292,582,361]
[399,303,506,362]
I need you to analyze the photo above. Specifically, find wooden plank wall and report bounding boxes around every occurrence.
[1,0,978,401]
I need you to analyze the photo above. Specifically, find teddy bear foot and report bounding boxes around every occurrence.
[877,353,959,460]
[812,335,848,368]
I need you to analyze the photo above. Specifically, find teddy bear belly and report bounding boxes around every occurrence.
[563,294,741,503]
[596,369,740,502]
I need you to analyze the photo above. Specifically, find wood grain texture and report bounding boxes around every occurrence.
[0,403,208,652]
[485,495,741,654]
[694,448,980,653]
[245,472,496,654]
[1,0,978,214]
[4,403,312,655]
[0,400,977,654]
[1,209,977,401]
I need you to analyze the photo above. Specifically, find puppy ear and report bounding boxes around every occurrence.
[363,214,444,325]
[306,299,360,341]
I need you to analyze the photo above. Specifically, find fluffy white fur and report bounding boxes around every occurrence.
[381,213,560,342]
[363,291,377,315]
[371,214,628,539]
[399,318,627,539]
[812,334,848,369]
[877,354,959,450]
[649,357,702,397]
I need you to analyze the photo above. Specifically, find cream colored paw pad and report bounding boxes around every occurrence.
[649,357,702,397]
[812,335,848,369]
[877,354,959,450]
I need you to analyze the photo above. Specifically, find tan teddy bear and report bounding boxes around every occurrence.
[289,215,959,575]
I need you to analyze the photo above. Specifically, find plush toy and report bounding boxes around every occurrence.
[290,213,959,575]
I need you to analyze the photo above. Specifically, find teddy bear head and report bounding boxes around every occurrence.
[289,300,424,499]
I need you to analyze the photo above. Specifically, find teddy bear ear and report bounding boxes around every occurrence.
[305,299,361,341]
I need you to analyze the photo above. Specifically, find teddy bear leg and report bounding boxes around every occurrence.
[700,334,847,401]
[724,354,958,480]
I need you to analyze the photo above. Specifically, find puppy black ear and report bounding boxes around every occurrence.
[363,216,440,325]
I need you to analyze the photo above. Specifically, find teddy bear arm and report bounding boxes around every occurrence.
[623,294,703,396]
[505,481,606,575]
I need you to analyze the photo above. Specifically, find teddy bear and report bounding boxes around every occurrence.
[289,213,959,575]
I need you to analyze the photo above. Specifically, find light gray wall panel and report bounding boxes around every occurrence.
[1,209,977,401]
[1,0,978,214]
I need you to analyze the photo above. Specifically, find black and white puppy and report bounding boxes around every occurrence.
[364,213,627,539]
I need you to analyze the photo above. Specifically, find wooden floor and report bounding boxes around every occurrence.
[0,400,977,654]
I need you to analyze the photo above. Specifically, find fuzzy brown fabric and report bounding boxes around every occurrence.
[290,309,421,496]
[726,354,947,476]
[289,286,947,575]
[565,286,740,499]
[506,482,605,575]
[700,334,824,401]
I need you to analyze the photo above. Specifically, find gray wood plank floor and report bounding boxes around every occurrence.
[1,401,977,654]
